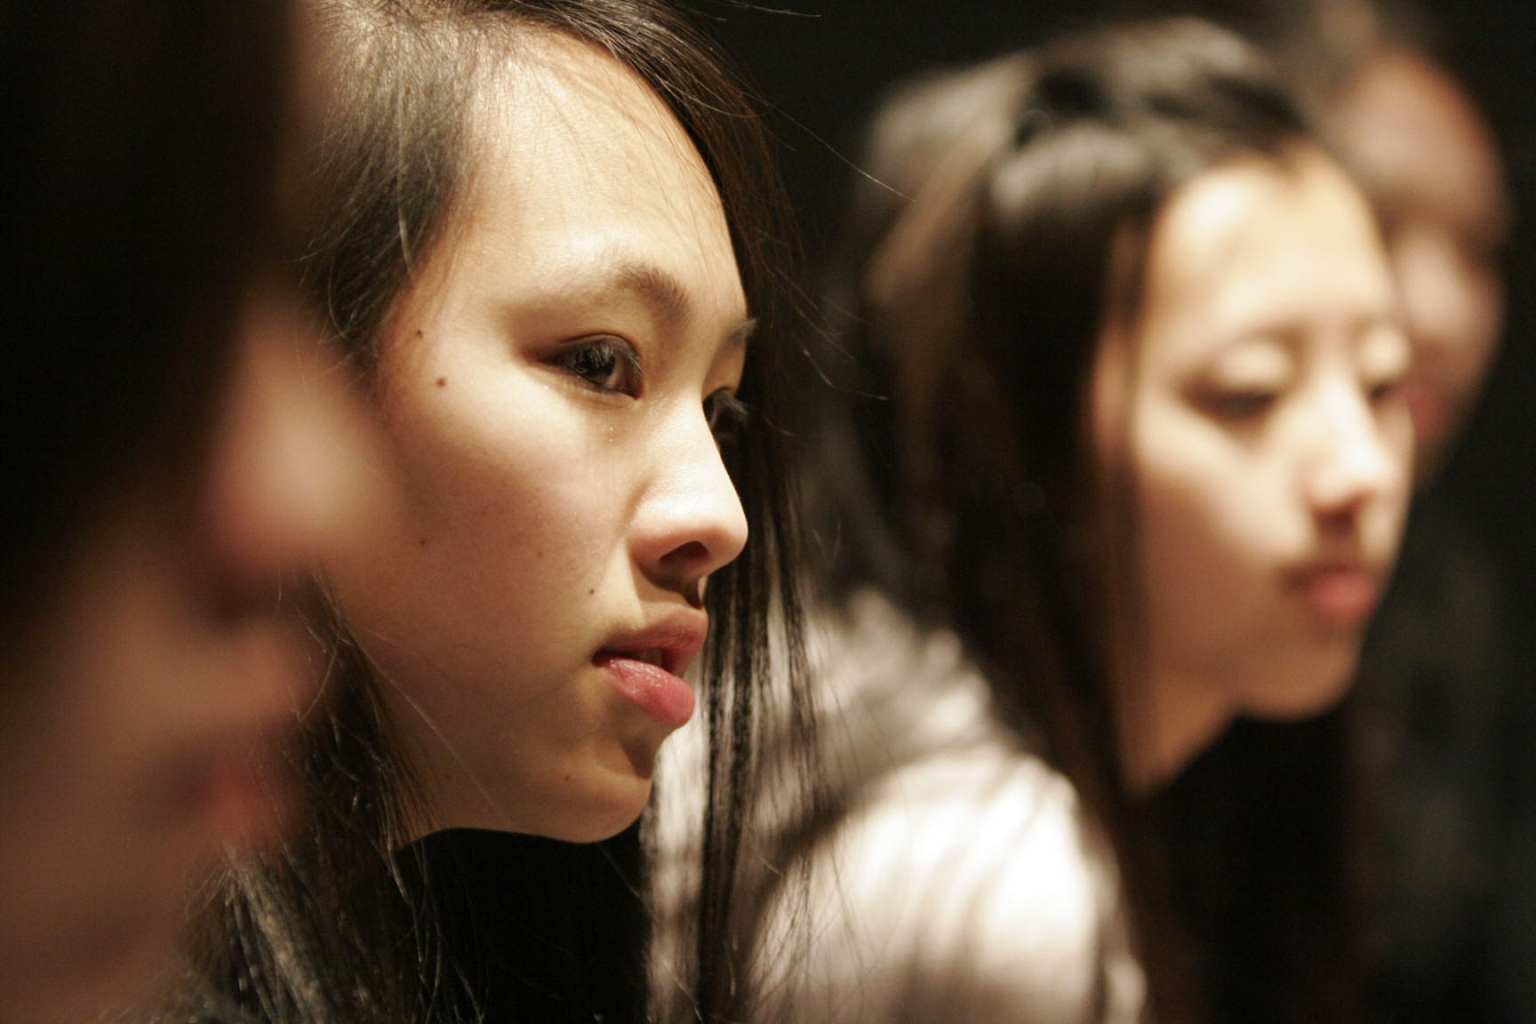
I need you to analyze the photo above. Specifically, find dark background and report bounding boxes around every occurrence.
[702,0,1536,609]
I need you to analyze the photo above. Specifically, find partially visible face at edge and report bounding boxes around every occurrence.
[1331,48,1510,483]
[1093,145,1413,780]
[0,3,381,1015]
[0,259,379,1024]
[322,32,752,844]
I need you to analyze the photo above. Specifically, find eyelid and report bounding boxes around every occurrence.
[1189,367,1288,407]
[1194,387,1279,420]
[550,333,643,396]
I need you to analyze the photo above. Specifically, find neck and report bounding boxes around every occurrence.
[1116,662,1236,793]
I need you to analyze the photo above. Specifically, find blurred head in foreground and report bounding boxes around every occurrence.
[0,3,375,1020]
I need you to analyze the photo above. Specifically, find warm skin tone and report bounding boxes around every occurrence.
[1094,145,1413,790]
[0,5,377,1010]
[324,33,752,844]
[1331,48,1511,483]
[0,291,375,1023]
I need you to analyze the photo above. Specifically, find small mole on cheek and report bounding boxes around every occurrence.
[418,536,429,548]
[435,377,447,388]
[587,588,595,597]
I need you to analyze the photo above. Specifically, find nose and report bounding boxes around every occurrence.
[1390,223,1471,363]
[199,287,382,600]
[1299,379,1399,521]
[630,409,750,603]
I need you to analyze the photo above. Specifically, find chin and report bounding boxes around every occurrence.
[1242,643,1360,721]
[497,770,655,844]
[17,931,181,1024]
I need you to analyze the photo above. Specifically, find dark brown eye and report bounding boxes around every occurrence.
[552,336,642,396]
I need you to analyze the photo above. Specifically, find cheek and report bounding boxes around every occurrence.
[1129,405,1289,601]
[376,371,631,577]
[1447,267,1505,393]
[1374,413,1415,538]
[328,372,637,715]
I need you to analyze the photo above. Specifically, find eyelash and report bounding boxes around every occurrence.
[1201,373,1405,423]
[553,336,749,444]
[705,389,750,447]
[1200,389,1278,421]
[551,335,642,397]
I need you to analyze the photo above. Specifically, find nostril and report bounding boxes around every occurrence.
[1316,506,1359,537]
[650,540,713,607]
[664,540,711,572]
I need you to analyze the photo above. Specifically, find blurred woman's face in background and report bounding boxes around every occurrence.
[1331,49,1510,482]
[1095,144,1412,783]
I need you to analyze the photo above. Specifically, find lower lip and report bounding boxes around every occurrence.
[597,655,695,730]
[185,742,298,850]
[1292,569,1381,626]
[1403,380,1449,448]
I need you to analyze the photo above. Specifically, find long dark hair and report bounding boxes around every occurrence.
[173,2,810,1022]
[0,2,289,623]
[819,18,1358,1021]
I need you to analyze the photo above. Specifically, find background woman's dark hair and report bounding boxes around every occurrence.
[176,2,811,1022]
[0,2,289,625]
[816,18,1358,1022]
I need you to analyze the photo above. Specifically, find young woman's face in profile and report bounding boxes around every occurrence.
[324,33,751,843]
[1094,145,1412,726]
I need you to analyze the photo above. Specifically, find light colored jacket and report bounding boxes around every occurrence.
[652,591,1144,1023]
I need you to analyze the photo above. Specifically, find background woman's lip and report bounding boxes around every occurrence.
[1287,564,1382,625]
[1402,378,1450,444]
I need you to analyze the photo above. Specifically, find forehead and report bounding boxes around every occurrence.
[1134,146,1394,361]
[1332,51,1508,238]
[449,31,745,318]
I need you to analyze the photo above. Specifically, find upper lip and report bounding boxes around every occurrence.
[1283,556,1381,584]
[596,609,709,677]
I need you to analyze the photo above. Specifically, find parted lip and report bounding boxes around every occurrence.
[1282,556,1381,582]
[163,712,302,850]
[594,609,709,677]
[1281,557,1386,624]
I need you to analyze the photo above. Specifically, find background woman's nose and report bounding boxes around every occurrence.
[1300,383,1401,519]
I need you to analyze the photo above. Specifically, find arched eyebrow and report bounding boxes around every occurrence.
[611,258,691,332]
[604,255,755,346]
